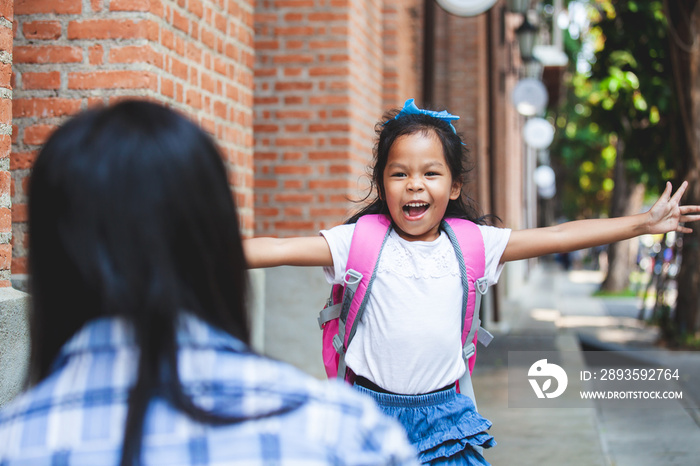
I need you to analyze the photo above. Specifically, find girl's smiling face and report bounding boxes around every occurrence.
[381,131,462,242]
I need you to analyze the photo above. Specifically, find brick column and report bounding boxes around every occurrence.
[0,0,11,287]
[254,0,385,237]
[10,0,255,289]
[0,0,31,410]
[382,0,422,108]
[431,10,490,210]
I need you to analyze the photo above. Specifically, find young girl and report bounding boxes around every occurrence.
[245,99,700,465]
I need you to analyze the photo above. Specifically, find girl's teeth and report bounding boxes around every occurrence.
[403,203,429,217]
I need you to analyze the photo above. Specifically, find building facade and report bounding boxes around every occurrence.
[1,0,532,393]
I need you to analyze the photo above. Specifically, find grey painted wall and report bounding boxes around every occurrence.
[261,266,328,379]
[0,288,30,408]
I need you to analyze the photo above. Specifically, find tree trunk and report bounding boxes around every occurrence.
[676,187,700,335]
[665,0,700,336]
[600,138,646,292]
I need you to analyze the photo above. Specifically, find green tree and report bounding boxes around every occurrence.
[552,74,615,221]
[554,0,676,290]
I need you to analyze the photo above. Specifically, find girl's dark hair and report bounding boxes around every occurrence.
[27,100,267,465]
[347,109,487,224]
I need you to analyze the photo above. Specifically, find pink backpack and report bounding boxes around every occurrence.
[317,214,493,401]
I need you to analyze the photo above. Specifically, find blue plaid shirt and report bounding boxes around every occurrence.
[0,315,418,465]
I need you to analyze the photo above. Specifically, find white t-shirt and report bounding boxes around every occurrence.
[320,222,511,395]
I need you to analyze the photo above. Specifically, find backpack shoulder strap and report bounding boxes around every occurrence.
[442,219,493,364]
[442,218,493,404]
[335,214,391,380]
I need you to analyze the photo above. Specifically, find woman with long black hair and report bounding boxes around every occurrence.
[0,100,417,466]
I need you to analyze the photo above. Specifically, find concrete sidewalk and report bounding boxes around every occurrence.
[261,263,700,465]
[475,265,700,466]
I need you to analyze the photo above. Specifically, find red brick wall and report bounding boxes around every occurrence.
[10,0,255,283]
[0,0,12,287]
[254,0,386,237]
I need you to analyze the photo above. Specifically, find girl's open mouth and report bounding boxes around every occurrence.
[402,202,429,219]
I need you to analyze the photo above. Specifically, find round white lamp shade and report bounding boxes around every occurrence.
[538,183,556,199]
[534,165,556,199]
[534,165,556,189]
[523,117,555,149]
[512,78,548,116]
[436,0,499,16]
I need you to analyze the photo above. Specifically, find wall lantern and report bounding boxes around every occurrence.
[516,17,538,62]
[507,0,531,14]
[521,57,544,79]
[436,0,499,16]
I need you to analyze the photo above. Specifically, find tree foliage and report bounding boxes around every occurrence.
[552,0,678,220]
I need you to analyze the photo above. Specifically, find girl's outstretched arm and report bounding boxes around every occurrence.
[501,181,700,264]
[244,236,333,268]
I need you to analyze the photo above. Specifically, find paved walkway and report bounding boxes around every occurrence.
[475,264,700,466]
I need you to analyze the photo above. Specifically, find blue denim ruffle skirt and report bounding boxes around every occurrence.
[354,384,495,465]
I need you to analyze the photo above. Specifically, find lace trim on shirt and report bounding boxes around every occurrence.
[377,230,460,279]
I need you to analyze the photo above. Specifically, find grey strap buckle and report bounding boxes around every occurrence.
[344,269,362,289]
[332,334,344,355]
[478,326,494,347]
[475,277,488,295]
[463,342,476,361]
[318,303,341,329]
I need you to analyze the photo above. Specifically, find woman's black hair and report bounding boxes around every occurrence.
[346,108,488,224]
[28,100,286,465]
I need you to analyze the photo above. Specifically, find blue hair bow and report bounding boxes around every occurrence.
[390,98,460,134]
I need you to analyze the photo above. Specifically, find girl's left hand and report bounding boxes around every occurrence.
[647,181,700,234]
